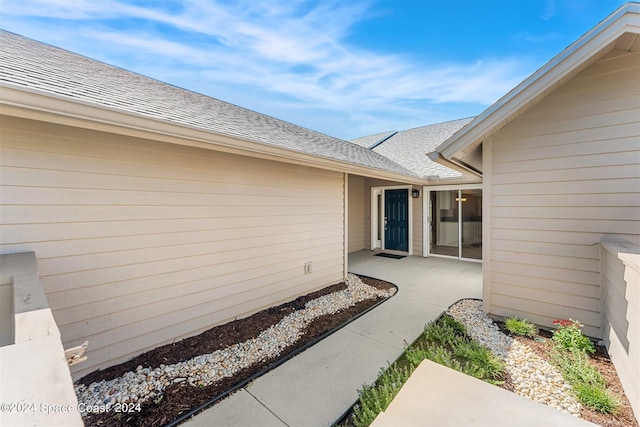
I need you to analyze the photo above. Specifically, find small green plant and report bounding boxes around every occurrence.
[551,319,622,414]
[551,319,595,354]
[412,318,504,384]
[352,364,413,427]
[422,318,460,347]
[551,348,604,387]
[573,383,621,414]
[408,343,462,371]
[439,313,468,336]
[404,344,429,366]
[504,317,538,338]
[452,340,504,384]
[348,315,504,427]
[551,338,621,414]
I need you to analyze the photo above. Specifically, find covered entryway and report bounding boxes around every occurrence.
[385,189,409,251]
[425,185,482,261]
[347,175,423,258]
[370,186,413,254]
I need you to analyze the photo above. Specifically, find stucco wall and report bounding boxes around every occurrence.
[484,50,640,338]
[0,116,346,378]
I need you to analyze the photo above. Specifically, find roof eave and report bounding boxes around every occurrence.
[1,84,422,184]
[426,151,482,182]
[436,2,640,160]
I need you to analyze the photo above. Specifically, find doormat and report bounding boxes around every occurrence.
[375,253,406,259]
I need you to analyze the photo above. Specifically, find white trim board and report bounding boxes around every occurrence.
[423,184,483,263]
[370,185,414,255]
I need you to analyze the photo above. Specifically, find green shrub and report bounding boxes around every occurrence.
[504,317,538,338]
[551,348,604,387]
[421,344,463,371]
[422,317,461,347]
[420,316,504,383]
[404,345,429,367]
[439,314,468,336]
[453,340,504,384]
[352,364,413,427]
[349,314,504,427]
[573,383,621,414]
[551,319,595,354]
[551,348,621,414]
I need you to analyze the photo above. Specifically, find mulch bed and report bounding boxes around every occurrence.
[77,276,396,427]
[497,324,638,427]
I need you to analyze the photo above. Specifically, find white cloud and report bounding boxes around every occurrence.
[1,0,533,138]
[541,0,557,20]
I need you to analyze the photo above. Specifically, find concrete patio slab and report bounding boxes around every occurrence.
[372,359,595,427]
[348,251,482,307]
[181,388,286,427]
[247,327,400,426]
[344,295,443,350]
[182,251,483,426]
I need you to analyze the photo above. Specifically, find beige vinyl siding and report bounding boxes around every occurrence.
[411,186,423,257]
[487,50,640,338]
[348,175,367,252]
[599,242,639,418]
[0,116,345,379]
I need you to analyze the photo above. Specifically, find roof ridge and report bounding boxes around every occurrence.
[398,116,476,133]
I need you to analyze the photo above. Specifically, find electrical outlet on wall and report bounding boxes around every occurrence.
[304,262,313,274]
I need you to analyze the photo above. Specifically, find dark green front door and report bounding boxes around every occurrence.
[384,189,409,251]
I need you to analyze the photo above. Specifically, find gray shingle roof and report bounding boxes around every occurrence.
[355,118,474,179]
[0,30,418,178]
[350,130,396,149]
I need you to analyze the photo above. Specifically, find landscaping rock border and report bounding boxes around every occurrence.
[75,274,396,419]
[447,299,582,416]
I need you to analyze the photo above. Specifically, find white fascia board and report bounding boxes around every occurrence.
[0,84,422,184]
[426,151,482,182]
[438,3,640,159]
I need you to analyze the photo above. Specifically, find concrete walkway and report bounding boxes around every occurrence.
[181,251,591,426]
[182,251,481,426]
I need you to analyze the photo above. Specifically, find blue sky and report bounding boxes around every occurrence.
[0,0,627,139]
